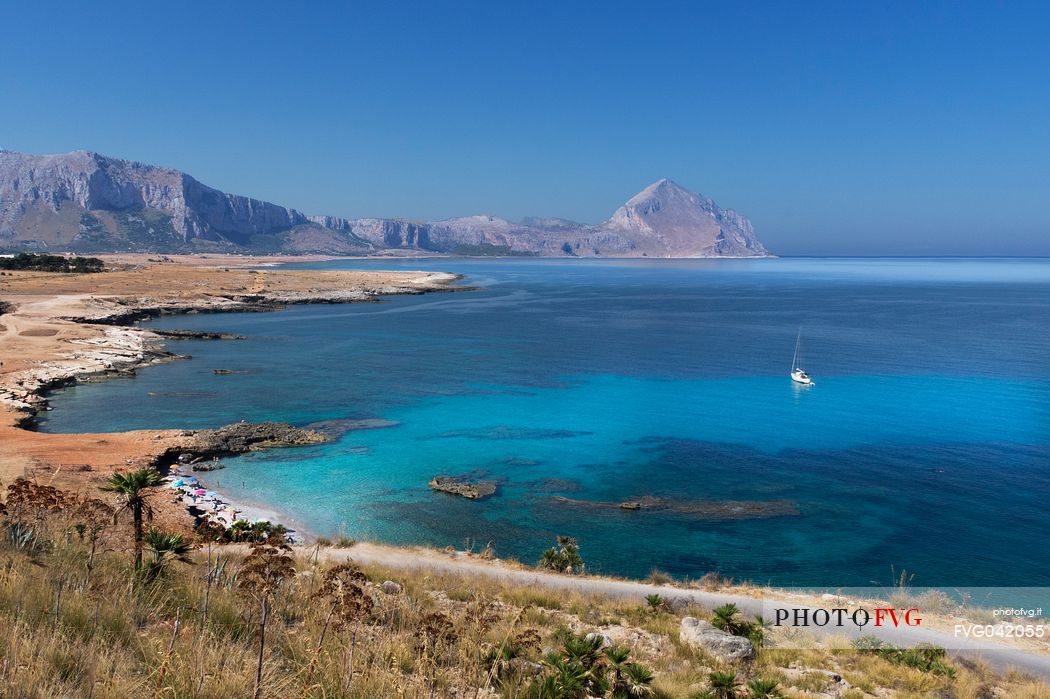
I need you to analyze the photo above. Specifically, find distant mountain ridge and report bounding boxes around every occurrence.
[0,150,769,257]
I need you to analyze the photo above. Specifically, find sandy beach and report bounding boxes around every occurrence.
[0,254,461,532]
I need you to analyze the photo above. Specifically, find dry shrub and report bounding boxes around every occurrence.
[0,480,1047,698]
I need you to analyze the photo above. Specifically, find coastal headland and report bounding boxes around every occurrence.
[0,255,462,532]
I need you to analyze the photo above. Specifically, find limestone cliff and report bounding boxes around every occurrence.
[0,149,769,257]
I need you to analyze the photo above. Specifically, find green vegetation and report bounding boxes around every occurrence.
[538,535,585,574]
[696,669,742,698]
[852,635,956,676]
[744,677,784,698]
[0,475,1044,697]
[102,209,185,251]
[645,594,667,613]
[100,468,165,570]
[526,633,655,698]
[196,518,291,545]
[690,671,786,699]
[75,212,110,245]
[0,252,104,272]
[710,603,764,645]
[143,529,194,582]
[71,209,202,253]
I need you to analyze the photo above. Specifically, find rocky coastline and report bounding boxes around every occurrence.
[0,267,463,423]
[1,327,189,427]
[0,261,464,538]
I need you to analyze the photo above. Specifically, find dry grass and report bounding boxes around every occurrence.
[1,486,1048,698]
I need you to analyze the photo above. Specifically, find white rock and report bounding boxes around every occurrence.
[679,617,755,662]
[584,632,613,648]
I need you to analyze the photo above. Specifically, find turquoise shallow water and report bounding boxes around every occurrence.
[39,258,1050,586]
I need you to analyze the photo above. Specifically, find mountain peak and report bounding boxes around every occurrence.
[647,177,686,191]
[625,178,695,206]
[0,149,769,258]
[604,179,767,257]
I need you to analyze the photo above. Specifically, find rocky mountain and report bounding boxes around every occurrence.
[0,150,769,257]
[0,150,371,254]
[602,178,766,257]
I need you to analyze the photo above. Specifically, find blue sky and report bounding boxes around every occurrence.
[2,1,1048,255]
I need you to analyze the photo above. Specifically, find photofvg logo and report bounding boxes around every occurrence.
[759,588,1049,651]
[772,605,923,629]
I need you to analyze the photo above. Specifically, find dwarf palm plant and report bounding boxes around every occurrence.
[605,645,631,684]
[645,593,666,613]
[538,535,585,574]
[614,662,655,698]
[711,603,748,636]
[746,677,784,698]
[143,529,194,582]
[562,634,604,668]
[606,646,654,698]
[100,468,164,570]
[705,670,741,699]
[537,653,589,698]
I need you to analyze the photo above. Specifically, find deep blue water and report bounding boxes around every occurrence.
[39,258,1050,587]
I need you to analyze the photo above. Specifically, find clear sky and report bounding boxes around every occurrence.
[2,1,1048,255]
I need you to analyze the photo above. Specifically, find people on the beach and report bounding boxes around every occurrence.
[163,466,298,544]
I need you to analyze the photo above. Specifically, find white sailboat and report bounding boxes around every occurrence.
[791,331,813,385]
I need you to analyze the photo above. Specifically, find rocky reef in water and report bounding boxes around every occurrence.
[551,495,800,521]
[429,476,498,500]
[164,421,328,464]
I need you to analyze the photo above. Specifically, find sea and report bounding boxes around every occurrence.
[38,258,1050,588]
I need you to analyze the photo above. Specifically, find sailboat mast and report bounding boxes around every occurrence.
[792,331,801,371]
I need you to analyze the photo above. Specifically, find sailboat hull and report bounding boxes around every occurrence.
[791,332,813,384]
